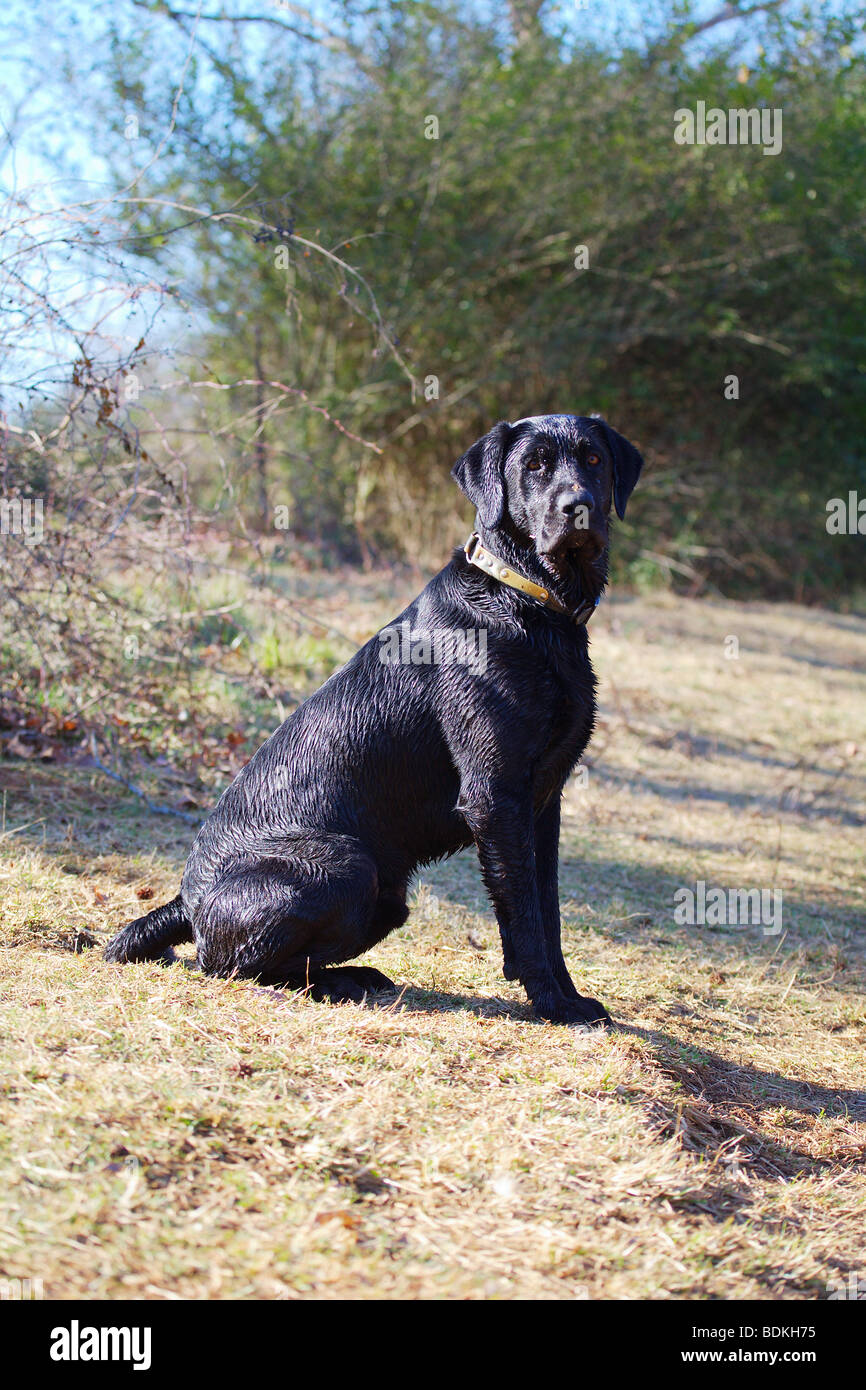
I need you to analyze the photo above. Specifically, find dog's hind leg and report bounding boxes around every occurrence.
[193,838,397,998]
[105,895,192,965]
[366,891,410,945]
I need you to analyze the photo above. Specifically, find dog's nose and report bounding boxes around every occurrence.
[557,488,594,518]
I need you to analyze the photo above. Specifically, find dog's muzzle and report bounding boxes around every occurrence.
[541,493,606,559]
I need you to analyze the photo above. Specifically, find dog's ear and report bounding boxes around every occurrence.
[590,416,643,520]
[451,420,513,529]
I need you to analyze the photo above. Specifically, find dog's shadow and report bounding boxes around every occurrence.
[353,984,866,1183]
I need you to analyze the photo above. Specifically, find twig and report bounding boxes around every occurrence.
[88,734,202,827]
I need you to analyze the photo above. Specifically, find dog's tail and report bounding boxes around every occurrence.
[104,894,192,965]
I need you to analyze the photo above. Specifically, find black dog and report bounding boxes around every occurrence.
[105,414,642,1025]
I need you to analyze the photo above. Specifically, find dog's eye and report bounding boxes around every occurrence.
[527,452,544,471]
[587,453,600,466]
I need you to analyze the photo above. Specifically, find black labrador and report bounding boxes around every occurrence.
[106,413,642,1025]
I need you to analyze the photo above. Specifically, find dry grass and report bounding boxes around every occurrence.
[1,587,864,1300]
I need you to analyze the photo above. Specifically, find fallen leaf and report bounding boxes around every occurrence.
[314,1210,360,1230]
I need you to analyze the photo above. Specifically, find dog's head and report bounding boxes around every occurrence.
[452,414,642,570]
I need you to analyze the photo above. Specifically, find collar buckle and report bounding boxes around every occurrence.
[464,531,481,564]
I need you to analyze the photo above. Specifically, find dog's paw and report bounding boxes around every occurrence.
[306,965,398,1003]
[533,992,611,1028]
[346,966,398,992]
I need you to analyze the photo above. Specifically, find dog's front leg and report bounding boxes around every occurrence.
[534,798,580,1001]
[534,799,611,1025]
[460,781,607,1026]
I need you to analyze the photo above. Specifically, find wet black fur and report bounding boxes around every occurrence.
[105,414,642,1025]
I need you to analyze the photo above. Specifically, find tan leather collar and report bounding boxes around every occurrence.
[463,533,598,625]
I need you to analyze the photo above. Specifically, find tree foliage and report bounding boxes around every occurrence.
[6,0,866,596]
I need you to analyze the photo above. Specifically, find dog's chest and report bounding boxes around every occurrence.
[528,637,595,790]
